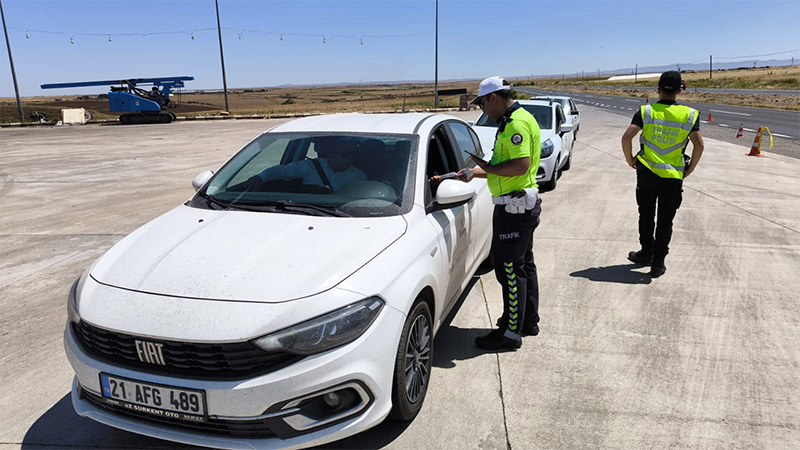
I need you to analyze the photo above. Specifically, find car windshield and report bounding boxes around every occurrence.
[474,105,553,130]
[192,132,416,217]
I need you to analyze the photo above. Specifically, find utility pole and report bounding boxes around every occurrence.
[215,0,229,112]
[635,64,638,83]
[434,0,438,108]
[709,55,712,80]
[0,0,24,122]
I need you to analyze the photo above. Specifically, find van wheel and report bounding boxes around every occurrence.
[389,299,433,421]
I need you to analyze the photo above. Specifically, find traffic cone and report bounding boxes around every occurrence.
[593,92,597,98]
[645,97,649,104]
[736,124,744,138]
[706,111,714,122]
[747,127,765,156]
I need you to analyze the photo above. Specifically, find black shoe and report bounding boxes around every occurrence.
[496,318,539,336]
[523,324,539,336]
[649,263,666,278]
[628,250,653,266]
[475,328,522,350]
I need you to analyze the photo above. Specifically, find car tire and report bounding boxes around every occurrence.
[562,151,572,171]
[542,155,560,191]
[574,126,578,140]
[389,299,433,421]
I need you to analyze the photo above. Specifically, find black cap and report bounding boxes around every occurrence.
[659,71,682,92]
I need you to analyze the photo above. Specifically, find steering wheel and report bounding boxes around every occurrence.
[306,157,335,193]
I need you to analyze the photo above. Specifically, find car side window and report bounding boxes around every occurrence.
[445,122,481,168]
[555,105,565,134]
[425,126,460,204]
[569,99,578,112]
[561,100,571,116]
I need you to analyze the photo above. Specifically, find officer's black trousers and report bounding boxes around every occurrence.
[492,199,541,339]
[636,163,683,263]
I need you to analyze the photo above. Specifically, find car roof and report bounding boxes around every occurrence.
[268,113,445,135]
[517,99,557,108]
[531,96,571,101]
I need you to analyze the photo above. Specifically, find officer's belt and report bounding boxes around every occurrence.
[491,191,526,205]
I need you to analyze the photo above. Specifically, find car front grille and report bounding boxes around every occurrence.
[72,321,301,380]
[81,388,279,438]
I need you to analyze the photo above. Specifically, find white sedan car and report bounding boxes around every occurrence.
[530,95,581,140]
[64,113,493,449]
[472,99,574,191]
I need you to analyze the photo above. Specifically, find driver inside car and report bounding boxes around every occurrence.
[239,136,367,191]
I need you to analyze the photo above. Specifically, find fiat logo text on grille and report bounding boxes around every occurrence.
[134,340,166,365]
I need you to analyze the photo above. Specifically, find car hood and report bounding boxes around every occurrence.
[90,205,407,302]
[472,125,556,158]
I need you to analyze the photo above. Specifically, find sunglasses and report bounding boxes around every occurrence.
[476,93,494,109]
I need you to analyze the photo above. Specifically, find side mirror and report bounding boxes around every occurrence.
[560,123,574,134]
[192,170,214,191]
[428,179,476,213]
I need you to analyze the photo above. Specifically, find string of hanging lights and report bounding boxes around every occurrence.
[12,26,412,46]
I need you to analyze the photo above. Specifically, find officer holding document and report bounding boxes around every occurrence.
[458,76,542,351]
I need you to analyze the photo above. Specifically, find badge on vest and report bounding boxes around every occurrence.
[511,134,523,145]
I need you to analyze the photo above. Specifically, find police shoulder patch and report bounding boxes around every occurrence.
[511,133,523,145]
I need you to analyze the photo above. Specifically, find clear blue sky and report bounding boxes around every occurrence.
[1,0,799,97]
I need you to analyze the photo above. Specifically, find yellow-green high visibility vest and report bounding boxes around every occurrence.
[488,105,541,196]
[637,103,698,180]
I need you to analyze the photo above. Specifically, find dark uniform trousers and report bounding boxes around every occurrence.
[493,198,541,337]
[636,162,683,263]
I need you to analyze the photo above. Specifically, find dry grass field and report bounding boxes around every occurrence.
[0,80,483,124]
[2,67,797,123]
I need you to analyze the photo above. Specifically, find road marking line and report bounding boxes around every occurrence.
[718,124,730,127]
[700,120,708,124]
[709,109,751,116]
[773,133,793,138]
[743,128,756,132]
[625,99,640,102]
[628,108,634,111]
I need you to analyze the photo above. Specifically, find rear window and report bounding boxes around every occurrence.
[474,105,552,130]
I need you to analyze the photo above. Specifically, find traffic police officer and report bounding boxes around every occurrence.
[621,71,705,277]
[459,76,542,350]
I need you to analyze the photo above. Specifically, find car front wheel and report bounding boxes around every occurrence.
[389,299,433,421]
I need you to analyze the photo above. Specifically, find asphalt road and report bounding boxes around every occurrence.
[2,108,799,450]
[518,87,800,139]
[550,85,800,97]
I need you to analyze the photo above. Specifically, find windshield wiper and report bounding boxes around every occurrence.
[198,192,278,212]
[273,201,351,217]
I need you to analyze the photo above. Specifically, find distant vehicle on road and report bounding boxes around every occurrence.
[472,99,574,191]
[530,95,581,140]
[63,113,494,449]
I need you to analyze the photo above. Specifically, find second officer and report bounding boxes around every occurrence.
[459,76,542,350]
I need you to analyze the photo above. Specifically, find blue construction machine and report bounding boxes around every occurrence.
[41,76,194,124]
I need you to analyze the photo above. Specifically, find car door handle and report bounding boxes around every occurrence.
[430,247,438,257]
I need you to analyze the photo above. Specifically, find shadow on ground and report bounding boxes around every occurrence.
[23,275,491,450]
[22,394,198,449]
[569,263,652,284]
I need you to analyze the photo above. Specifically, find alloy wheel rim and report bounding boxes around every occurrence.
[404,314,431,403]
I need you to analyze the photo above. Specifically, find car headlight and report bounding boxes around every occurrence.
[252,297,385,356]
[541,138,554,158]
[68,277,81,324]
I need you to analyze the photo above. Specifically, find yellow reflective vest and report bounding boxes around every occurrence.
[637,103,698,180]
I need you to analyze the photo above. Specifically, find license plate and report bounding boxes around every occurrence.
[99,373,207,420]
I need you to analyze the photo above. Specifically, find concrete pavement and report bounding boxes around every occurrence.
[1,106,798,449]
